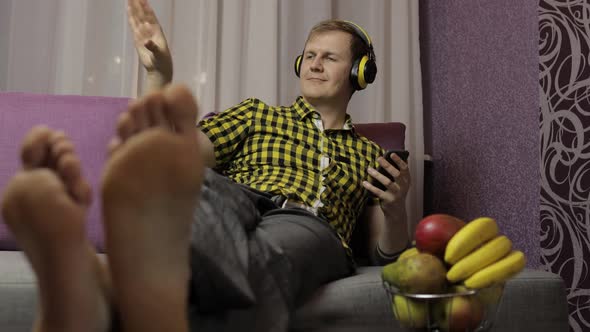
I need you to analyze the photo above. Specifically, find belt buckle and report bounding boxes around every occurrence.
[281,198,318,216]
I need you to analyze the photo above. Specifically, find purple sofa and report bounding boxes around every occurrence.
[0,92,569,332]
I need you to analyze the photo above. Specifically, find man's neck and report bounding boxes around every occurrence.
[304,97,350,130]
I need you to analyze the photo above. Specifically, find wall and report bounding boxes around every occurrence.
[421,1,590,330]
[420,1,539,265]
[539,1,590,331]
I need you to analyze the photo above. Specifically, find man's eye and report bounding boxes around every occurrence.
[305,54,314,59]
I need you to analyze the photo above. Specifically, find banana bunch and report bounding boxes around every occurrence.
[444,217,526,289]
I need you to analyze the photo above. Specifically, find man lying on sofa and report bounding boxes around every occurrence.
[0,1,411,331]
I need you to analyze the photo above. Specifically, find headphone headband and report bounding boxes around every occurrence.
[343,20,372,50]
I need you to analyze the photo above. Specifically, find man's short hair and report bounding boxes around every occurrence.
[305,19,374,64]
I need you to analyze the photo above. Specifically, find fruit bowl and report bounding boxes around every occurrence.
[382,281,504,332]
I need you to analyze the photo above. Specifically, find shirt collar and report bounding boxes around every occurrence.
[292,96,356,132]
[293,96,316,120]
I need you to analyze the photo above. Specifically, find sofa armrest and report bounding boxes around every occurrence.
[492,269,569,331]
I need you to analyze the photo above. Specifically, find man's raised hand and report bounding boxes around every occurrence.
[127,0,172,81]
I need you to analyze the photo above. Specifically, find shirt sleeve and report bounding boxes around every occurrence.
[198,98,254,167]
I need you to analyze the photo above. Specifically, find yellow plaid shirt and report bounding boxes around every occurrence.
[198,96,384,248]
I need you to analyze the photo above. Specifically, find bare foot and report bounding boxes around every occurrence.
[1,126,110,332]
[102,85,203,332]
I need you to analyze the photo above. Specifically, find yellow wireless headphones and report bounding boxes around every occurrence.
[294,20,377,91]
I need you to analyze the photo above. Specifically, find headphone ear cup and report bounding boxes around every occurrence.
[364,59,377,84]
[350,55,378,91]
[294,55,303,77]
[350,58,362,90]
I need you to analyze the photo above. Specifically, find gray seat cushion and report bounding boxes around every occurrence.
[292,266,401,332]
[0,251,36,332]
[0,251,569,332]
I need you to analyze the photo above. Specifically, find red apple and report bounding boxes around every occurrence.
[434,295,484,332]
[415,214,465,258]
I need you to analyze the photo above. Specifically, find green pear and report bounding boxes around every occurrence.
[398,247,420,260]
[382,253,448,294]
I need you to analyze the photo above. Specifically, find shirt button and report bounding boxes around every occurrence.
[320,156,330,169]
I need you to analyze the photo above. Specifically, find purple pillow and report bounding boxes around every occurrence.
[0,92,130,252]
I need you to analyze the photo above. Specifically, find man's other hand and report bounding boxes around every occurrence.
[363,152,411,214]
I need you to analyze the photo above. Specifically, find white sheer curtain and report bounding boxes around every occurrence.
[0,0,424,231]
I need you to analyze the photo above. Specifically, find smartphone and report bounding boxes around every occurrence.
[370,150,410,191]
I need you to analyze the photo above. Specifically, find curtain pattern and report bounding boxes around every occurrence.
[539,1,590,331]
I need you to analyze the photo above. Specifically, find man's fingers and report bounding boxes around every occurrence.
[368,167,391,186]
[389,154,411,187]
[128,0,142,17]
[377,157,401,179]
[128,9,141,33]
[128,0,160,39]
[362,181,398,203]
[362,181,385,199]
[390,152,409,170]
[140,1,158,24]
[130,0,157,24]
[129,0,154,23]
[127,3,148,37]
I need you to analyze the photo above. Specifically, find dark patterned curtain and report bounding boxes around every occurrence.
[539,1,590,331]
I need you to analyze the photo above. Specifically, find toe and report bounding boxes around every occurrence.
[71,178,93,206]
[21,126,53,169]
[144,94,170,129]
[57,153,82,184]
[116,112,136,142]
[50,133,76,162]
[129,100,150,132]
[107,137,122,156]
[56,154,92,205]
[163,85,199,134]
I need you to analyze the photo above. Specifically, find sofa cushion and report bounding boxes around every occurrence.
[0,251,36,332]
[0,250,570,332]
[0,92,129,251]
[292,266,399,331]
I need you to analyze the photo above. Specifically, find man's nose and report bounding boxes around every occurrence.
[309,57,323,71]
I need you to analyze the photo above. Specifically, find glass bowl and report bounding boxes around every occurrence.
[382,281,504,332]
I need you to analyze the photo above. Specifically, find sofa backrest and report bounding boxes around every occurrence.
[0,92,128,251]
[354,123,406,152]
[0,92,406,257]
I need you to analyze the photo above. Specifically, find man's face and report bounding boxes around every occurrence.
[299,30,354,104]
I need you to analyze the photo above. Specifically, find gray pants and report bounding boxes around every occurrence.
[187,170,354,332]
